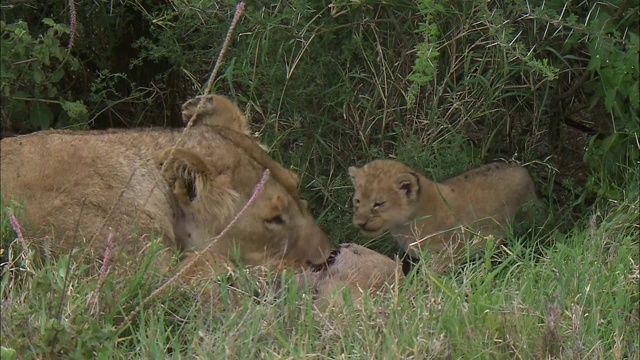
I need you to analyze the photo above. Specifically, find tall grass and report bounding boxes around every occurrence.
[1,156,637,360]
[1,135,637,358]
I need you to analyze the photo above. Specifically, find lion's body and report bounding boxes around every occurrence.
[2,128,180,259]
[294,243,403,309]
[349,160,538,272]
[1,97,331,277]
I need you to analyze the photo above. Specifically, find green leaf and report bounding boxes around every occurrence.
[1,346,17,360]
[628,31,639,49]
[604,87,617,112]
[57,256,69,279]
[60,100,88,123]
[629,85,639,112]
[29,102,54,130]
[56,109,72,128]
[42,18,56,27]
[32,69,46,84]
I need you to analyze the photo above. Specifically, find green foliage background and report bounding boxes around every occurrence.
[1,0,638,249]
[2,0,637,197]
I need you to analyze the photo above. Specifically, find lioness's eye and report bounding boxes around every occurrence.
[266,215,284,225]
[373,201,385,209]
[353,198,360,206]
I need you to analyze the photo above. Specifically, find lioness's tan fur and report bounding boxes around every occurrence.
[294,243,403,309]
[1,96,331,280]
[349,159,538,273]
[181,94,268,151]
[182,94,251,135]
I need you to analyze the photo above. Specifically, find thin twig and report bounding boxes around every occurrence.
[88,232,114,315]
[83,169,137,262]
[67,0,77,51]
[117,168,269,332]
[116,2,246,329]
[56,198,87,323]
[204,2,245,95]
[142,1,245,209]
[5,207,32,268]
[173,2,244,135]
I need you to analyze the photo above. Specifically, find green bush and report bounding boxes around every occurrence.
[1,0,637,249]
[0,18,87,132]
[0,0,636,237]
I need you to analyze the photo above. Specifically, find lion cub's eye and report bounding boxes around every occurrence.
[353,198,360,206]
[266,215,284,225]
[373,201,385,209]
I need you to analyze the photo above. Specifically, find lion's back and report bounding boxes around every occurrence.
[0,128,186,253]
[443,162,537,216]
[1,128,183,195]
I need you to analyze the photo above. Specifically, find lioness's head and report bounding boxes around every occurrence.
[156,146,331,271]
[348,160,421,237]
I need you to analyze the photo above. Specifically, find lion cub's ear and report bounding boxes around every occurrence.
[156,148,210,202]
[348,166,360,184]
[395,172,420,201]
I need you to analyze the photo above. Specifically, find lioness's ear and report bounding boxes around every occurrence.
[157,148,209,202]
[395,172,420,201]
[181,95,215,126]
[348,166,360,184]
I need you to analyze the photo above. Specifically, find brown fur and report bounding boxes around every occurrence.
[181,94,268,151]
[182,94,250,135]
[0,97,331,280]
[294,243,403,309]
[349,159,538,273]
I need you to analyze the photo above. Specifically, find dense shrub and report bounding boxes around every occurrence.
[1,0,637,231]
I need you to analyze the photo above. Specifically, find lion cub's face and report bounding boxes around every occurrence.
[348,160,421,237]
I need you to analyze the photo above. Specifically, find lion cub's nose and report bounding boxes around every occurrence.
[354,218,369,229]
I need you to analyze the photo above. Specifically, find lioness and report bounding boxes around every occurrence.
[348,159,538,273]
[294,243,403,309]
[1,96,331,280]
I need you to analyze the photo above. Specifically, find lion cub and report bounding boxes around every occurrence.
[348,159,538,273]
